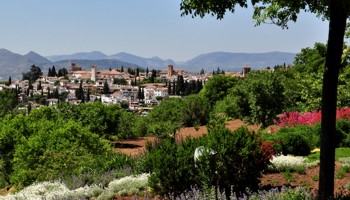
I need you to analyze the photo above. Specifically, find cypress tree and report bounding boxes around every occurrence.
[86,87,90,102]
[52,66,57,77]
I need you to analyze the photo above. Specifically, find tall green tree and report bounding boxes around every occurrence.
[103,81,110,95]
[293,43,327,74]
[51,66,57,77]
[180,0,349,198]
[7,76,11,86]
[200,74,238,105]
[22,65,42,84]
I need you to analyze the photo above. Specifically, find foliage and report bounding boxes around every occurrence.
[200,74,238,105]
[182,94,211,127]
[273,125,319,156]
[0,89,18,117]
[274,108,350,128]
[142,137,200,198]
[212,95,237,120]
[143,125,274,198]
[196,127,273,197]
[22,65,42,83]
[57,102,136,139]
[0,103,138,188]
[143,98,185,138]
[228,71,285,127]
[244,71,285,127]
[9,119,112,186]
[293,43,327,74]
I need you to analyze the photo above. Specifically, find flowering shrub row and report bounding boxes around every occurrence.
[274,107,350,127]
[2,173,149,200]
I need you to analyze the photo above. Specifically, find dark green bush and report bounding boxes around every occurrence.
[336,119,350,147]
[143,126,273,199]
[142,137,201,198]
[198,127,271,198]
[273,125,320,156]
[275,131,311,156]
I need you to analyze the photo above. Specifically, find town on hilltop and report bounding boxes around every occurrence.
[0,63,252,113]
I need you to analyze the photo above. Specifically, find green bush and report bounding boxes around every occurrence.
[197,127,271,197]
[273,125,320,156]
[142,126,273,198]
[9,119,113,186]
[336,119,350,147]
[278,132,311,156]
[142,137,201,198]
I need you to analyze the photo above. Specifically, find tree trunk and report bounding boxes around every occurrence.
[318,1,347,199]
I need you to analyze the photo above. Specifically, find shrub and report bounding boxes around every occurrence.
[279,132,311,156]
[273,125,320,156]
[196,127,272,197]
[274,108,350,128]
[336,120,350,147]
[142,137,201,198]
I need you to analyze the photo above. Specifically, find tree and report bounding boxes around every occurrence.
[244,71,285,127]
[180,0,349,198]
[37,81,42,90]
[75,82,84,101]
[51,66,57,77]
[22,65,43,83]
[293,42,327,74]
[103,81,110,95]
[6,76,11,86]
[0,90,18,117]
[48,67,52,77]
[86,87,90,102]
[200,74,238,105]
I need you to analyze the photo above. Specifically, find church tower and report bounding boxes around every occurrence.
[91,65,97,81]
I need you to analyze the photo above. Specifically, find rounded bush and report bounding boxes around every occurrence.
[278,132,311,156]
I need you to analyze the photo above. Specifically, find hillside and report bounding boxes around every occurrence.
[0,49,296,81]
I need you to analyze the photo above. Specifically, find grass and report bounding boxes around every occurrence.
[306,148,350,162]
[283,171,295,183]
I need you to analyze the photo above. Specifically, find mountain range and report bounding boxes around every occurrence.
[0,49,296,81]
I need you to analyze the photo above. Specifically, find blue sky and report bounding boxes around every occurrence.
[0,0,330,61]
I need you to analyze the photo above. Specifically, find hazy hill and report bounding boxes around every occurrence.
[0,49,52,80]
[0,49,296,81]
[0,49,140,81]
[182,51,296,72]
[47,51,109,62]
[47,51,295,72]
[109,52,177,69]
[51,59,141,71]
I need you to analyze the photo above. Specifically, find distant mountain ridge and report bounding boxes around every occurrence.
[0,49,296,81]
[47,51,295,72]
[184,51,296,72]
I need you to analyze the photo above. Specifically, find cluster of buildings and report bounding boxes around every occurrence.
[0,63,224,111]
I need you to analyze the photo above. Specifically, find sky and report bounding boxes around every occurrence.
[0,0,331,61]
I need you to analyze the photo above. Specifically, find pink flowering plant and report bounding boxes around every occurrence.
[274,107,350,127]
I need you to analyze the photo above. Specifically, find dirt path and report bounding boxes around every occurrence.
[114,119,260,157]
